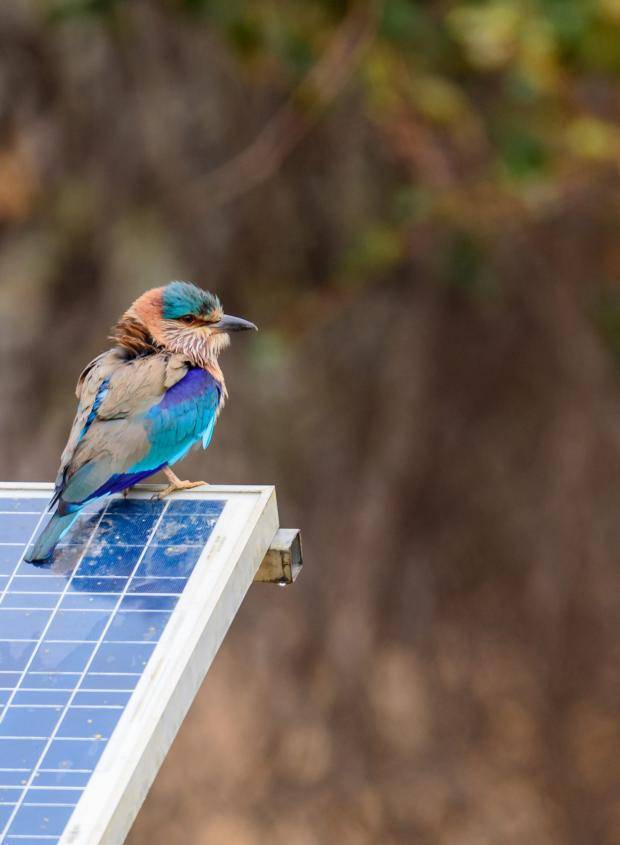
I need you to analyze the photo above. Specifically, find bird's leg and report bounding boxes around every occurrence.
[152,467,209,500]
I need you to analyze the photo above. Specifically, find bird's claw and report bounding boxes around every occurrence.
[151,480,209,500]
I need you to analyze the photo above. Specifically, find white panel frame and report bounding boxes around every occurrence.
[0,482,279,845]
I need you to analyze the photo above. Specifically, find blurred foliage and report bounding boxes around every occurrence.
[36,0,620,315]
[592,289,620,368]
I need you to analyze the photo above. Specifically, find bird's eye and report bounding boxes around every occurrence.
[179,315,195,325]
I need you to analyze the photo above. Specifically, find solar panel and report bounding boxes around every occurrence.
[0,483,279,845]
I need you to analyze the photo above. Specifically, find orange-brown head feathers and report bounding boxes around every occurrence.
[112,281,256,370]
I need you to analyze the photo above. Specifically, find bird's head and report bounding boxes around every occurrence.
[114,281,257,365]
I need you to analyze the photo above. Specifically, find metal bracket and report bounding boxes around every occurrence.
[254,528,303,585]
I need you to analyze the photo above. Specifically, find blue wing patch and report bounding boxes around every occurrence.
[80,378,110,443]
[133,368,222,471]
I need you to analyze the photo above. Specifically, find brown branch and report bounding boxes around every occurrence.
[198,1,381,208]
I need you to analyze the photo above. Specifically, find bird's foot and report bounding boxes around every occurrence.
[152,469,209,500]
[152,480,208,500]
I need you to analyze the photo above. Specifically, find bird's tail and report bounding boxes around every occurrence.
[25,511,79,563]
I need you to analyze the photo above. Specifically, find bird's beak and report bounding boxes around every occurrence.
[211,314,258,333]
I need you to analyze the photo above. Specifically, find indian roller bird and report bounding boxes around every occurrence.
[25,281,257,563]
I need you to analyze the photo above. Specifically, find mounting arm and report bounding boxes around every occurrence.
[255,528,303,585]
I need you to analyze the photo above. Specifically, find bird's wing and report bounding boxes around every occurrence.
[94,353,190,420]
[58,353,220,508]
[53,349,127,501]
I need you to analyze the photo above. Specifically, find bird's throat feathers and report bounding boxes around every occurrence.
[111,287,228,391]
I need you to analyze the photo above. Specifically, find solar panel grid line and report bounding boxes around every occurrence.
[4,788,82,792]
[5,801,75,808]
[9,771,90,775]
[9,707,123,711]
[4,576,188,579]
[3,604,178,614]
[3,672,142,678]
[0,608,172,616]
[27,672,138,676]
[3,642,166,646]
[0,498,174,841]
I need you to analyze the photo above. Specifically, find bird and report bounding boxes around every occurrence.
[25,280,257,563]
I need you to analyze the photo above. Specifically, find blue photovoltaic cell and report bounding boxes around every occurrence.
[0,493,225,844]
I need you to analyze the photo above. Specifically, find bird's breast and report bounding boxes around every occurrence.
[158,366,222,410]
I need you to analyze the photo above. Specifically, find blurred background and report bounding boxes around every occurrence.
[1,0,620,842]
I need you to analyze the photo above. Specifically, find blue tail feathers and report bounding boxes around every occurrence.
[24,511,79,563]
